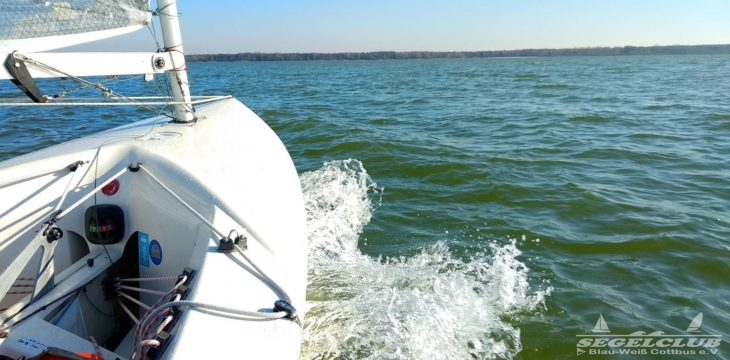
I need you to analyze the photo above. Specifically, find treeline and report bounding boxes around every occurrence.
[187,44,730,62]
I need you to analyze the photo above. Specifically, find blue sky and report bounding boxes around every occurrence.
[104,0,730,53]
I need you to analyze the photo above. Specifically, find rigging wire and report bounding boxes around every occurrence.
[155,3,179,20]
[17,55,175,120]
[49,75,132,100]
[145,20,164,51]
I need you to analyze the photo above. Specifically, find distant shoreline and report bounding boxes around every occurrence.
[187,44,730,62]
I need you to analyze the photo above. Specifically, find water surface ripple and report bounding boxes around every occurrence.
[1,55,729,359]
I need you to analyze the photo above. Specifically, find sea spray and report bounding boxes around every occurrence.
[300,158,381,265]
[300,159,550,359]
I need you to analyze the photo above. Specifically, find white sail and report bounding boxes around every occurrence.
[0,0,150,52]
[0,0,192,121]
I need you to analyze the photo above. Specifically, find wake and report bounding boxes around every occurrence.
[300,159,550,359]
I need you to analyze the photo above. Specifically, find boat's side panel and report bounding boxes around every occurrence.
[0,98,308,358]
[154,99,308,359]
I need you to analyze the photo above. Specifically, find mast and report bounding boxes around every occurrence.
[157,0,195,122]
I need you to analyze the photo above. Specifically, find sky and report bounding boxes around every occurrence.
[92,0,730,54]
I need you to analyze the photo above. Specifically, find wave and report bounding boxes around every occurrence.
[534,84,572,90]
[299,159,551,359]
[569,115,611,123]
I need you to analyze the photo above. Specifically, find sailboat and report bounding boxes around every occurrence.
[0,1,307,359]
[592,314,610,333]
[686,313,702,332]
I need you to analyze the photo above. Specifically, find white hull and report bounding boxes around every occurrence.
[0,98,308,359]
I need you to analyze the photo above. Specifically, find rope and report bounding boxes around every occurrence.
[145,20,164,51]
[134,300,289,359]
[53,161,82,213]
[120,275,181,282]
[118,292,152,311]
[155,3,177,18]
[137,165,226,239]
[89,336,103,360]
[139,339,161,349]
[156,315,173,336]
[136,164,293,302]
[130,275,187,359]
[234,244,291,304]
[136,164,274,252]
[119,285,170,296]
[0,160,84,188]
[120,164,304,358]
[117,299,140,325]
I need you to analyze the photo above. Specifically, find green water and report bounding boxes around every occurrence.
[1,55,728,359]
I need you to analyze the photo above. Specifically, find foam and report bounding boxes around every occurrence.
[300,159,550,359]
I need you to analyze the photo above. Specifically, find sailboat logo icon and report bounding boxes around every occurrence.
[686,313,702,332]
[592,314,610,333]
[577,312,722,356]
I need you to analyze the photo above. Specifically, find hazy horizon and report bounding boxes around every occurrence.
[185,43,730,56]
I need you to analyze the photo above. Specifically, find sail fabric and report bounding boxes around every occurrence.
[0,0,150,48]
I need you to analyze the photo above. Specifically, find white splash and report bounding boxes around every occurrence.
[300,159,550,360]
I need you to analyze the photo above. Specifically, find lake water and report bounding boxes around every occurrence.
[1,55,729,359]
